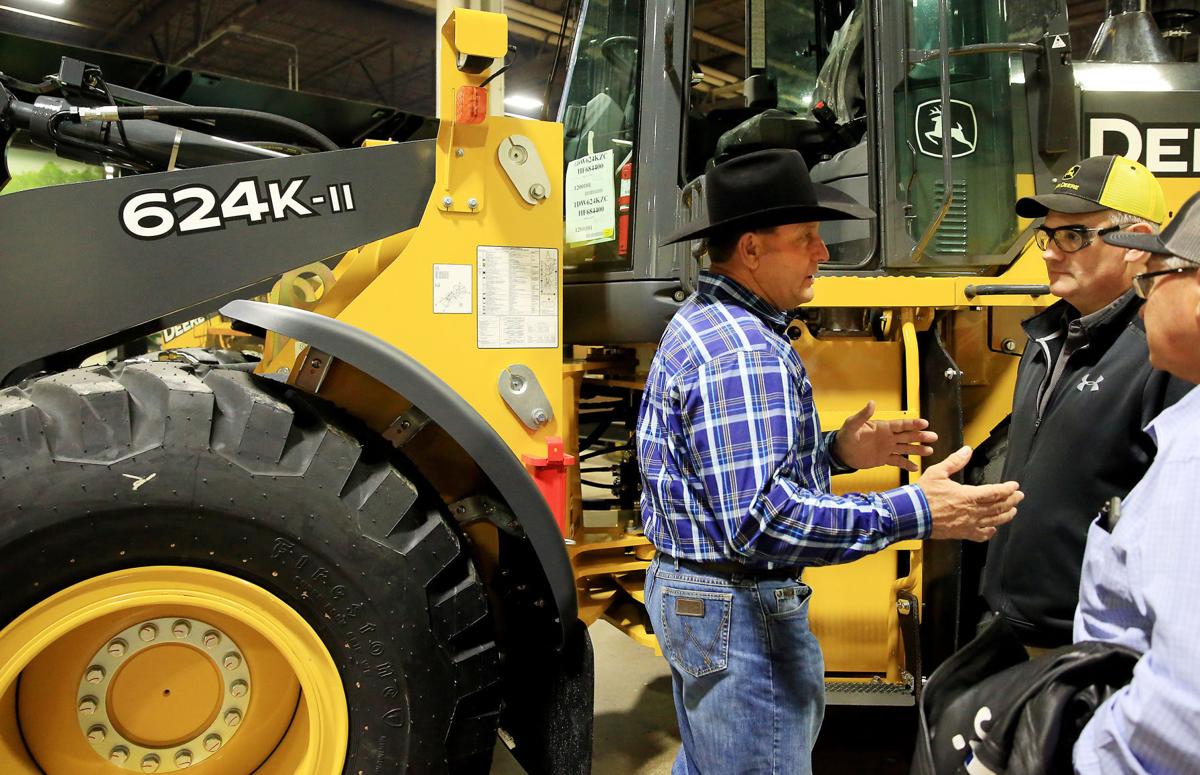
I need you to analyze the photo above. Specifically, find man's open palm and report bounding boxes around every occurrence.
[833,401,938,472]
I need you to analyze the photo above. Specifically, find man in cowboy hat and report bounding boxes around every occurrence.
[636,148,1023,774]
[980,155,1192,656]
[1071,191,1200,773]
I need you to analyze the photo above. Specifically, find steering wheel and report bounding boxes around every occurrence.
[600,35,639,69]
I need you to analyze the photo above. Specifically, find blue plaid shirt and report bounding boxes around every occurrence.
[637,271,930,568]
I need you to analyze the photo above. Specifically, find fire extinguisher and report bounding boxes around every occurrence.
[617,161,633,257]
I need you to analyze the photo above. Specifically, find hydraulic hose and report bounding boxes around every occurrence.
[78,104,339,152]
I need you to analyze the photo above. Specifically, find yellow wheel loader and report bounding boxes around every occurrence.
[0,1,1197,773]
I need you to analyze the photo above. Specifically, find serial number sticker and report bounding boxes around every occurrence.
[119,177,356,240]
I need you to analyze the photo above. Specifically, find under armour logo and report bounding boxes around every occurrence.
[1077,374,1104,392]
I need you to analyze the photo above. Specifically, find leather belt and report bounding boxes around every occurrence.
[661,554,803,581]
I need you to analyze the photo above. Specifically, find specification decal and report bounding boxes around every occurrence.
[433,264,472,314]
[119,176,356,240]
[477,246,558,349]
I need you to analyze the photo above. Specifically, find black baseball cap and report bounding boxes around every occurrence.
[1015,155,1167,223]
[1104,190,1200,264]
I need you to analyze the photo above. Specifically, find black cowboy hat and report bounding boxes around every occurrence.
[660,148,875,246]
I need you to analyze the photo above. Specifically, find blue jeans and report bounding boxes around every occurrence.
[645,556,825,775]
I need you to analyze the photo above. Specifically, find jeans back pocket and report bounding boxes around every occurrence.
[660,586,733,678]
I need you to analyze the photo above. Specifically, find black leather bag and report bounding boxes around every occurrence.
[911,617,1139,775]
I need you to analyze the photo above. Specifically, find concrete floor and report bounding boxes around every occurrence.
[490,621,916,774]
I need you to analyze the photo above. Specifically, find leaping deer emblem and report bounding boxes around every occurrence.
[925,105,976,154]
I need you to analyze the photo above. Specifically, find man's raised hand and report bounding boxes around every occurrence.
[918,446,1022,542]
[833,400,938,472]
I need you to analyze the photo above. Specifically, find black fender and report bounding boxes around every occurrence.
[221,299,578,644]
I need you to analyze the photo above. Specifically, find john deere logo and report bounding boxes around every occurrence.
[915,99,978,159]
[1062,164,1081,181]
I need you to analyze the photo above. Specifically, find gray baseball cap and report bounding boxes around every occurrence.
[1104,190,1200,264]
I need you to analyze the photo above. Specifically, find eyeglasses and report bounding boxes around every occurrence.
[1132,265,1200,299]
[1033,224,1120,253]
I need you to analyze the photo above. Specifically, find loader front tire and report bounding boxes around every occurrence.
[0,361,499,774]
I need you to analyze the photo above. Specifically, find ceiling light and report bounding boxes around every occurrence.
[504,94,544,113]
[0,4,90,28]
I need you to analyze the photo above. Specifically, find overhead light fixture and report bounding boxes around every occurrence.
[0,4,90,28]
[504,94,544,114]
[30,0,66,5]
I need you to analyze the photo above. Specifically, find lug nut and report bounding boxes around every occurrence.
[204,734,223,752]
[107,639,127,658]
[141,754,161,772]
[87,724,107,743]
[174,749,193,768]
[223,652,242,671]
[78,696,98,715]
[224,708,242,727]
[202,631,220,649]
[86,666,106,684]
[138,624,158,642]
[109,746,129,764]
[230,680,249,698]
[172,620,191,638]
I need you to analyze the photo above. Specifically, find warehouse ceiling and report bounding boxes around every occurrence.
[0,0,1191,121]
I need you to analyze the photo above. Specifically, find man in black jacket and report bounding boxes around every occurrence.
[979,155,1192,653]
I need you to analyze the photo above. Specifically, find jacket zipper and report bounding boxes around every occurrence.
[1031,333,1061,436]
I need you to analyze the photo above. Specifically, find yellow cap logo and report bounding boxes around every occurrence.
[1061,164,1080,181]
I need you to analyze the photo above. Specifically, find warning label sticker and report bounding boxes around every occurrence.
[433,263,472,314]
[477,246,559,349]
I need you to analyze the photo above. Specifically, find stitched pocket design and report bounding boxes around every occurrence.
[660,587,733,678]
[767,582,813,620]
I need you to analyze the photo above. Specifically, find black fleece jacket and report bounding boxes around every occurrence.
[980,292,1194,648]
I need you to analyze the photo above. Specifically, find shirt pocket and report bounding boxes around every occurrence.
[659,587,733,678]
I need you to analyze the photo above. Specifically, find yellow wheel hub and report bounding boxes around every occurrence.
[0,567,348,774]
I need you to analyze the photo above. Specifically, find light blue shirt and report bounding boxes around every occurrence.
[1073,383,1200,774]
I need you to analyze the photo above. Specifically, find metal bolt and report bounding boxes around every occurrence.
[79,696,98,715]
[204,734,223,752]
[442,196,453,208]
[468,198,478,209]
[943,367,958,382]
[141,754,161,773]
[109,747,129,764]
[223,652,242,671]
[455,148,464,157]
[673,290,687,302]
[532,408,549,426]
[202,631,220,649]
[175,749,193,768]
[309,358,322,370]
[139,624,158,642]
[86,666,106,684]
[172,620,191,639]
[509,375,525,392]
[1002,338,1017,352]
[897,599,913,615]
[224,708,242,727]
[529,183,547,200]
[107,639,127,658]
[87,725,107,743]
[230,680,249,698]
